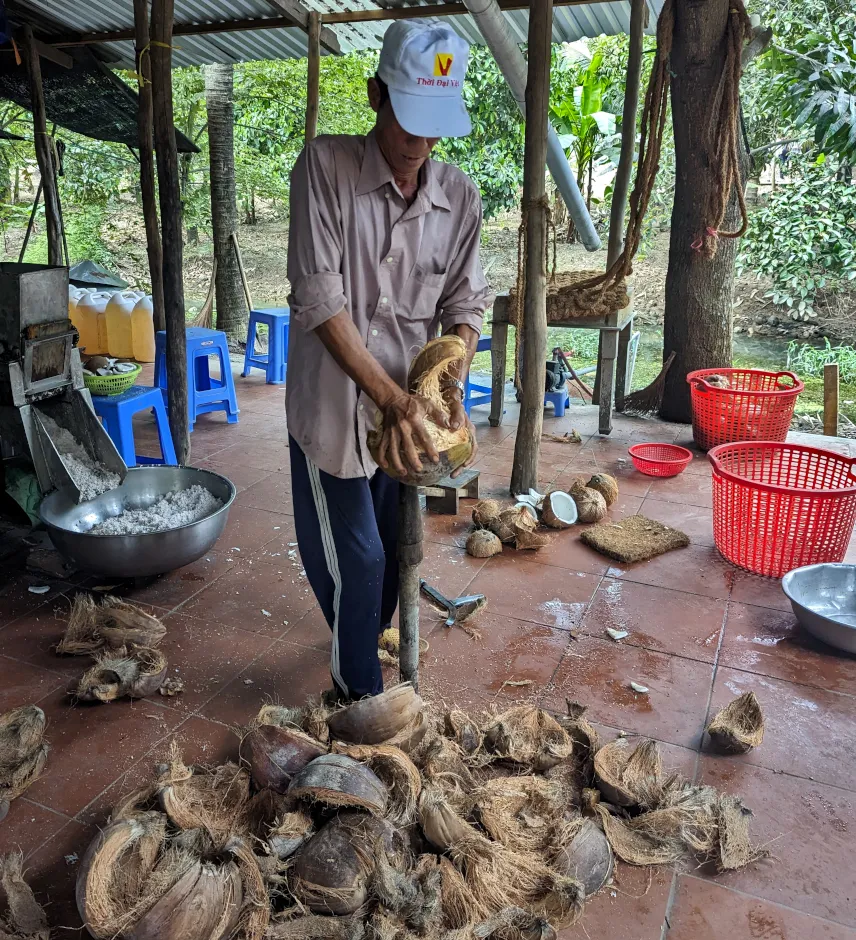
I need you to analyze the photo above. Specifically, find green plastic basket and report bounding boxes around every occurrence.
[83,364,142,396]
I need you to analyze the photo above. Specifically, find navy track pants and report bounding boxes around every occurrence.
[289,436,399,698]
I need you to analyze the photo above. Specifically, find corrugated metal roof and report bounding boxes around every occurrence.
[10,0,663,67]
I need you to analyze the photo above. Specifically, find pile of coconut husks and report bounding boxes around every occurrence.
[465,475,619,558]
[63,686,768,940]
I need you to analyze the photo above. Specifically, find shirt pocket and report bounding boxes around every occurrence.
[398,264,447,322]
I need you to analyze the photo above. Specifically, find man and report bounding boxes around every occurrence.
[286,20,494,701]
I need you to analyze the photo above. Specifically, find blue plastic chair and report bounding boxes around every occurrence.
[154,327,239,431]
[92,386,177,468]
[464,335,493,416]
[241,308,290,384]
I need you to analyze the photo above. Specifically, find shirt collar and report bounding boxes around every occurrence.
[355,131,451,212]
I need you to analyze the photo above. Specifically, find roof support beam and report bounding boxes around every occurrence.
[265,0,341,54]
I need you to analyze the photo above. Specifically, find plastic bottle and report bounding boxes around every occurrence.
[105,290,137,359]
[131,294,156,362]
[74,291,108,355]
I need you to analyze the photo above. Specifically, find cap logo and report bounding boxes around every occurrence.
[433,53,454,77]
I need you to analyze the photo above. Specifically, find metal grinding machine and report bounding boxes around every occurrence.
[0,262,127,504]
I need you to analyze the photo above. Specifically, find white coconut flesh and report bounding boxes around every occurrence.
[515,502,539,521]
[544,491,577,525]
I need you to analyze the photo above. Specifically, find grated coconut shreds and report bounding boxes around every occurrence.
[89,485,223,536]
[39,413,121,501]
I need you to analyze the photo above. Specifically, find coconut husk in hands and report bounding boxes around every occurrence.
[57,594,166,655]
[580,515,690,564]
[0,706,49,808]
[70,645,170,702]
[706,692,765,754]
[0,852,49,940]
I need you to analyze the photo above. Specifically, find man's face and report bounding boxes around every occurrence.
[368,78,439,178]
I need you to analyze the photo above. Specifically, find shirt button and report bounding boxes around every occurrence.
[386,256,394,263]
[384,193,390,199]
[381,297,388,304]
[359,403,365,411]
[371,329,378,336]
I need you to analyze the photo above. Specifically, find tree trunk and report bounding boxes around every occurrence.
[204,63,246,339]
[660,0,748,422]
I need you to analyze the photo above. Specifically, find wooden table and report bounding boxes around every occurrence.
[488,292,635,435]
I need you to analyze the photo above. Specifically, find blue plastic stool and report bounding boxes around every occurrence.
[464,336,493,417]
[544,390,570,417]
[242,308,290,384]
[92,386,177,468]
[154,327,239,431]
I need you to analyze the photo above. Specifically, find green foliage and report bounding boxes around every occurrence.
[738,157,856,315]
[787,336,856,383]
[436,47,523,219]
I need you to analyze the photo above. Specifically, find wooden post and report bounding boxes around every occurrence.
[134,0,166,334]
[397,484,422,690]
[510,0,553,495]
[150,0,190,465]
[21,27,62,266]
[305,12,321,142]
[824,363,839,437]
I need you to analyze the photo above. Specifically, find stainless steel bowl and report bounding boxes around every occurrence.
[40,466,236,577]
[782,563,856,654]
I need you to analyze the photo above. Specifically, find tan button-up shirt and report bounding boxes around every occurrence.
[285,131,494,479]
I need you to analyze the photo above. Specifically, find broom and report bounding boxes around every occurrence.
[618,351,676,417]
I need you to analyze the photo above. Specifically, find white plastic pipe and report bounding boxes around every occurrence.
[464,0,602,251]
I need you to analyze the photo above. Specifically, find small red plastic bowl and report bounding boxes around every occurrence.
[628,443,694,478]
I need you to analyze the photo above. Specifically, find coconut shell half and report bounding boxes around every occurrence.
[240,725,325,793]
[291,812,404,914]
[419,788,480,850]
[706,692,765,754]
[327,683,422,745]
[554,819,614,898]
[288,753,388,815]
[541,491,578,529]
[593,739,662,808]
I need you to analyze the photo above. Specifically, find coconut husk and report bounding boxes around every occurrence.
[473,907,557,940]
[333,744,422,826]
[706,692,765,754]
[568,484,607,525]
[474,776,565,853]
[0,706,48,805]
[493,506,537,544]
[256,698,332,747]
[483,707,573,772]
[580,515,690,564]
[156,745,251,847]
[110,786,159,823]
[377,628,430,668]
[585,474,619,508]
[289,754,388,815]
[224,835,269,940]
[327,684,422,746]
[549,704,600,798]
[467,530,504,558]
[418,737,477,810]
[269,808,314,860]
[238,788,291,841]
[240,724,326,794]
[383,710,430,755]
[444,710,483,755]
[0,852,49,940]
[717,795,768,871]
[593,739,662,809]
[513,530,553,551]
[552,818,614,898]
[419,787,481,850]
[472,499,503,530]
[266,913,365,940]
[508,270,629,324]
[57,594,166,655]
[71,646,169,702]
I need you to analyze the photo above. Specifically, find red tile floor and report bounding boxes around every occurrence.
[1,363,855,939]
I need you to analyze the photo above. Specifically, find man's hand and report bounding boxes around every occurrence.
[376,393,450,477]
[447,393,479,478]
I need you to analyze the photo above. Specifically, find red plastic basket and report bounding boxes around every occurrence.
[628,443,694,477]
[687,368,804,451]
[709,441,856,578]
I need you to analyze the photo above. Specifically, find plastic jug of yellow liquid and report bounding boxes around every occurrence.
[131,294,156,362]
[74,291,108,355]
[105,290,137,358]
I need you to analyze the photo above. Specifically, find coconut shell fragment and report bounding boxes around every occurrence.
[289,753,388,815]
[467,530,503,558]
[553,819,614,898]
[240,724,325,793]
[269,809,314,859]
[327,683,422,745]
[593,739,662,808]
[706,691,765,754]
[333,744,422,825]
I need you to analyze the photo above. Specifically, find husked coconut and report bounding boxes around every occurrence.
[569,483,608,524]
[553,818,614,897]
[467,530,503,558]
[586,474,619,508]
[472,499,502,529]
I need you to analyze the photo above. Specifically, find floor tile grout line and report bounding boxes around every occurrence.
[680,871,856,930]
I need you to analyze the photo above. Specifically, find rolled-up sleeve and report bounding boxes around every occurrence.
[439,189,495,335]
[287,142,348,332]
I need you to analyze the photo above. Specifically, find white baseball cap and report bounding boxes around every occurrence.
[377,20,472,139]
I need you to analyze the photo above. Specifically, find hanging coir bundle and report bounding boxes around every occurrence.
[57,594,166,655]
[0,851,49,940]
[706,692,765,754]
[483,707,573,772]
[0,705,49,810]
[71,646,169,702]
